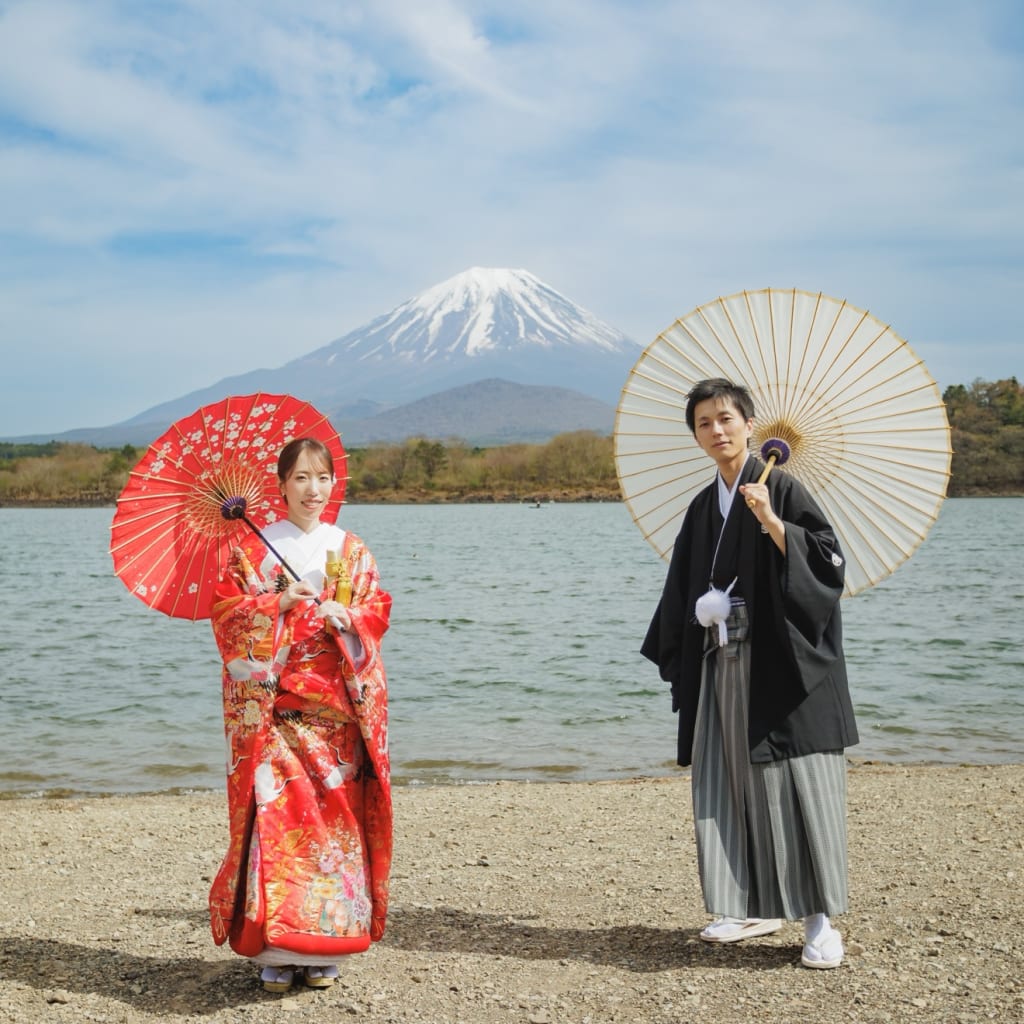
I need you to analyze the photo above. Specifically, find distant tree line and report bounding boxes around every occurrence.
[940,378,1023,494]
[0,432,620,505]
[0,442,138,504]
[343,432,619,501]
[0,378,1020,505]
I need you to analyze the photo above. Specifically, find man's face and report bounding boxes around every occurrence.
[692,396,753,467]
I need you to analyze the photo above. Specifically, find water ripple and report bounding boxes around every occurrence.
[1,498,1022,796]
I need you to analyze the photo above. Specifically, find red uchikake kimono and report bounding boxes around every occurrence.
[207,521,392,960]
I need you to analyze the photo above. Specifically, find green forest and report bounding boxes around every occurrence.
[1,378,1020,506]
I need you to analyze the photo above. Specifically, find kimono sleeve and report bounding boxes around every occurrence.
[335,536,392,674]
[775,478,847,680]
[640,499,711,716]
[209,543,285,668]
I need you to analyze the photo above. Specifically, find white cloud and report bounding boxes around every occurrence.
[0,0,1020,435]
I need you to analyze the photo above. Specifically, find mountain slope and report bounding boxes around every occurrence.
[120,267,639,429]
[6,268,641,446]
[334,378,615,445]
[301,267,638,404]
[327,266,631,360]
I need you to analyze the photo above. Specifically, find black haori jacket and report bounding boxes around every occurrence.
[641,457,859,767]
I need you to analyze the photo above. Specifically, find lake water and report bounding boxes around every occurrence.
[1,499,1021,797]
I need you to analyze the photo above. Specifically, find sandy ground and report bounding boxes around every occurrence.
[1,763,1022,1024]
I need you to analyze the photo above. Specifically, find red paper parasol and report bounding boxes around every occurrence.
[110,393,347,620]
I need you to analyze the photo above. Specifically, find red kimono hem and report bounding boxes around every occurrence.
[231,920,373,958]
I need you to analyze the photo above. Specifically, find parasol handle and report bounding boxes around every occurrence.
[220,498,345,630]
[746,438,791,508]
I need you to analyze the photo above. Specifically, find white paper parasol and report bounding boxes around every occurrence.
[614,288,952,596]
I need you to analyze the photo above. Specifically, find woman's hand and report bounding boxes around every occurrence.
[279,579,320,612]
[316,599,353,631]
[277,580,353,630]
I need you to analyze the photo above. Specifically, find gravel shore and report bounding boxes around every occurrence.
[1,763,1021,1024]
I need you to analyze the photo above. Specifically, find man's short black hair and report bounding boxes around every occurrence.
[685,378,756,433]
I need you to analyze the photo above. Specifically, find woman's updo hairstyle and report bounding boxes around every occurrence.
[277,437,335,482]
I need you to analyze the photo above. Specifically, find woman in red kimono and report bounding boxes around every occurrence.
[208,437,392,992]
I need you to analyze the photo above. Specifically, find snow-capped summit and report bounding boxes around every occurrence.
[284,266,640,405]
[354,266,633,360]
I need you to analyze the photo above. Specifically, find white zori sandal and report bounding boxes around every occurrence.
[699,917,784,943]
[801,927,844,969]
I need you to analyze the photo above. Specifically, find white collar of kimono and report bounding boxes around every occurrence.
[698,458,750,647]
[260,519,346,581]
[716,455,751,519]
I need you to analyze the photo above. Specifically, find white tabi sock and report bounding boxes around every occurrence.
[804,913,832,944]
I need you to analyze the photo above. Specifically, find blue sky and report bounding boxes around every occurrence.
[1,0,1021,437]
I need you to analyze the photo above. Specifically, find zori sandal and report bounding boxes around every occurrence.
[303,965,340,989]
[699,917,784,943]
[801,928,844,969]
[260,966,296,993]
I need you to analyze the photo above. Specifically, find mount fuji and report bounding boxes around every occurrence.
[297,266,640,403]
[38,268,645,446]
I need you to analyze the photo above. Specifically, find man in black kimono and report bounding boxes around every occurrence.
[642,378,858,969]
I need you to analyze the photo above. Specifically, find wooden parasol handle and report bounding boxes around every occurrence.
[746,438,791,507]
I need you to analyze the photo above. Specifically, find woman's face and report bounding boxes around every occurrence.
[279,450,335,532]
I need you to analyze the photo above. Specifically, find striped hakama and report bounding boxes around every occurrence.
[691,600,849,920]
